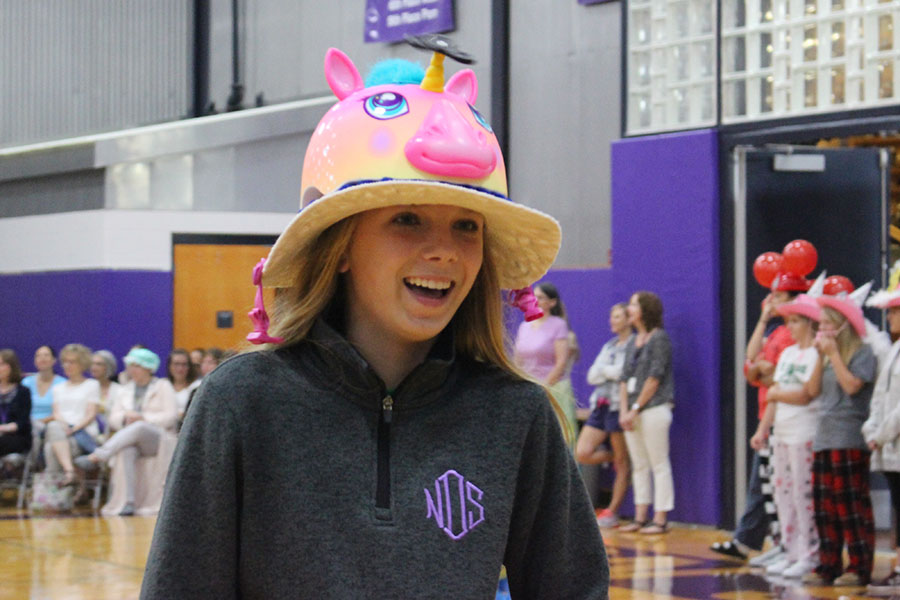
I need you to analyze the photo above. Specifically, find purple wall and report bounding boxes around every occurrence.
[0,270,173,376]
[610,128,720,524]
[544,129,720,525]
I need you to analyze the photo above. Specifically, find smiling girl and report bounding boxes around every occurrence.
[141,41,608,599]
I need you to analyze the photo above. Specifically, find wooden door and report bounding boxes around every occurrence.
[172,243,274,351]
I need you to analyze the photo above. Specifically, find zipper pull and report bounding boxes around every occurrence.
[382,395,393,424]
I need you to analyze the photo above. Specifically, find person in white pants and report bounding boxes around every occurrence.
[618,291,675,534]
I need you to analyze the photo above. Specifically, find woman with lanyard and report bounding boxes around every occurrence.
[576,302,633,528]
[618,291,675,534]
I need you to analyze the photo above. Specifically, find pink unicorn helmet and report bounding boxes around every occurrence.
[260,38,560,291]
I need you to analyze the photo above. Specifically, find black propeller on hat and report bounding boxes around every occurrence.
[404,34,475,65]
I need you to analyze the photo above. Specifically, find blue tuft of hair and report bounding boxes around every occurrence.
[365,59,425,88]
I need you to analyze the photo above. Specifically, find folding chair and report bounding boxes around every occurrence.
[0,446,35,509]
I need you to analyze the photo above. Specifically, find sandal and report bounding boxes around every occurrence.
[710,540,747,559]
[639,521,669,534]
[61,470,77,487]
[618,520,649,533]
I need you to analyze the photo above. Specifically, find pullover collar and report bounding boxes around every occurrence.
[287,318,457,412]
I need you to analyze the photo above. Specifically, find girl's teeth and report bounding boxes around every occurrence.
[407,277,450,290]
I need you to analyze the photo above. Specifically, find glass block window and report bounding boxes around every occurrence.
[721,0,900,123]
[626,0,900,133]
[626,0,718,134]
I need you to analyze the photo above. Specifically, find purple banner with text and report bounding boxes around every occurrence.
[365,0,455,44]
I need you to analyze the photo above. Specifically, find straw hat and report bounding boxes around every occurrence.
[262,42,560,291]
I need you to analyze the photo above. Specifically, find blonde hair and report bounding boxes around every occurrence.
[259,216,572,443]
[821,307,862,367]
[266,217,359,346]
[60,343,92,371]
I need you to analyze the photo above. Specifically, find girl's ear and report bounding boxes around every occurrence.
[338,254,350,273]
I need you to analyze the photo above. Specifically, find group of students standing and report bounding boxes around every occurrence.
[713,269,900,594]
[0,343,223,515]
[513,285,676,534]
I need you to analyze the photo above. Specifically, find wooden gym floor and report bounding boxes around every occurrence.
[0,504,896,599]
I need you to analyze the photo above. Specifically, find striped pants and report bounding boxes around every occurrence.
[812,449,874,581]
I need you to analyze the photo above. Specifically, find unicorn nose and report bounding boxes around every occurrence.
[404,99,497,180]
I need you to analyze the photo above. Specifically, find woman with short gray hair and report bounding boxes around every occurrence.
[76,348,178,516]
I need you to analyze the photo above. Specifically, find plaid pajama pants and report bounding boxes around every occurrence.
[812,449,875,581]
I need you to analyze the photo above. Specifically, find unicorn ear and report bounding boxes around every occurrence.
[850,281,873,307]
[807,271,827,298]
[324,48,364,100]
[445,69,478,105]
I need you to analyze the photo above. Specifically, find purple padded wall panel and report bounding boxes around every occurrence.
[0,270,173,376]
[611,129,720,525]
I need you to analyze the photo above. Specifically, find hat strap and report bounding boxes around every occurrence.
[247,258,285,345]
[508,287,543,322]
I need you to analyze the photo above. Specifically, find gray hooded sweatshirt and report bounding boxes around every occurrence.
[140,320,609,599]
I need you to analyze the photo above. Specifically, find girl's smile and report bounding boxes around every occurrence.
[343,203,484,352]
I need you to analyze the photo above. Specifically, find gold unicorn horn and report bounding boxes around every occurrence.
[420,52,445,92]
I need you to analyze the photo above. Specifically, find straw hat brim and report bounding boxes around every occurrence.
[262,180,561,290]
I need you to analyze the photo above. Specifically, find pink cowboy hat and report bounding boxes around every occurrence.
[776,294,821,322]
[816,296,866,337]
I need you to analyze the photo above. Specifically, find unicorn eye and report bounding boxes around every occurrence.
[364,92,409,120]
[469,104,493,133]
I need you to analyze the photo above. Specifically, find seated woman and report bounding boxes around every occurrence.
[76,348,178,516]
[0,349,32,459]
[166,349,199,421]
[90,350,122,440]
[45,344,101,486]
[22,345,66,433]
[199,347,224,379]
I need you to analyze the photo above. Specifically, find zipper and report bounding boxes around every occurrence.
[375,394,393,513]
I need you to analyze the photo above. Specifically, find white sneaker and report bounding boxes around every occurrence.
[782,560,817,578]
[749,545,784,567]
[765,557,792,575]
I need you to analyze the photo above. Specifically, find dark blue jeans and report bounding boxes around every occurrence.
[72,429,98,454]
[733,450,770,550]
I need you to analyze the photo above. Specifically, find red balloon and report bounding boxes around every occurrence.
[823,275,854,296]
[753,252,784,288]
[782,240,817,276]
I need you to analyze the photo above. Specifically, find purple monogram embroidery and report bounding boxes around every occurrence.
[424,469,485,540]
